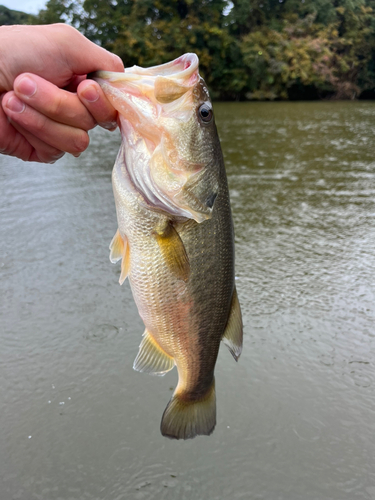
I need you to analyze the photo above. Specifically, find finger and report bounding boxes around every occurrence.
[65,75,86,93]
[9,118,65,163]
[0,24,125,92]
[78,79,118,130]
[14,73,96,130]
[1,93,63,163]
[54,25,125,76]
[2,92,90,156]
[0,93,34,161]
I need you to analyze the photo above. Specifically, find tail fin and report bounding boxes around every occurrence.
[160,380,216,440]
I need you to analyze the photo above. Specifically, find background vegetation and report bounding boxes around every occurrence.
[2,0,375,100]
[0,4,35,25]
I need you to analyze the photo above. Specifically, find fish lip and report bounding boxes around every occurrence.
[90,53,199,83]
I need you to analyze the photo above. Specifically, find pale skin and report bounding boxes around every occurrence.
[0,23,124,163]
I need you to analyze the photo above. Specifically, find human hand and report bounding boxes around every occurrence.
[0,24,124,163]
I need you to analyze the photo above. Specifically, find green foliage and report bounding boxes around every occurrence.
[106,0,242,98]
[17,0,375,99]
[78,0,132,45]
[240,12,373,99]
[0,4,36,25]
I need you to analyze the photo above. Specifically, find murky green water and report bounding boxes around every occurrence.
[1,101,375,500]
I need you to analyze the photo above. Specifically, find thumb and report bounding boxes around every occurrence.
[51,24,124,76]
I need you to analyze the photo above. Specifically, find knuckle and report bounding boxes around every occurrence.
[56,23,76,36]
[49,93,67,118]
[81,111,96,131]
[3,135,32,161]
[33,144,64,164]
[31,112,50,135]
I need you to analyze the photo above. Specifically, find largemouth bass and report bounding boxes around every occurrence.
[92,54,243,440]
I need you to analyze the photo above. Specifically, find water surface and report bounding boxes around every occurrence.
[1,101,375,499]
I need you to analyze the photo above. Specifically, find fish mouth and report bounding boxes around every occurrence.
[92,54,216,223]
[90,53,199,87]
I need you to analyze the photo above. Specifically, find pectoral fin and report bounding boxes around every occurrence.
[109,229,124,263]
[109,229,130,285]
[153,222,190,282]
[133,329,175,375]
[222,287,243,361]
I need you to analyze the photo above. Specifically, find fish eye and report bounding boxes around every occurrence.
[198,104,213,123]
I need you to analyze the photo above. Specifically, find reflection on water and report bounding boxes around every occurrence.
[1,102,375,499]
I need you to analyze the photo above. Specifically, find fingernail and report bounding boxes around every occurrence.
[5,96,25,113]
[99,120,117,131]
[81,85,99,103]
[17,76,37,97]
[48,152,65,164]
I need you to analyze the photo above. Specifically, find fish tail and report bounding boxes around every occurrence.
[160,380,216,440]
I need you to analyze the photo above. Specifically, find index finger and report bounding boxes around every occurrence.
[55,25,125,77]
[13,73,96,130]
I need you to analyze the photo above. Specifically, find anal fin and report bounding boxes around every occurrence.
[133,329,175,376]
[222,287,243,361]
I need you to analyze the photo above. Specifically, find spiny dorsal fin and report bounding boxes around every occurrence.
[109,229,130,285]
[222,287,243,361]
[154,76,189,103]
[133,329,175,375]
[153,222,190,282]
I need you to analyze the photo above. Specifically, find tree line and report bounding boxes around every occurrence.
[2,0,375,100]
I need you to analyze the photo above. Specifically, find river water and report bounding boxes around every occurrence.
[1,101,375,500]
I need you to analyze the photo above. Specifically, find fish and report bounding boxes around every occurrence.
[92,53,243,440]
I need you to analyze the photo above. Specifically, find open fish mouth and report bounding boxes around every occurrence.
[92,54,219,223]
[90,53,199,89]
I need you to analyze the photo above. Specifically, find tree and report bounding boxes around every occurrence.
[0,4,36,25]
[32,0,375,100]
